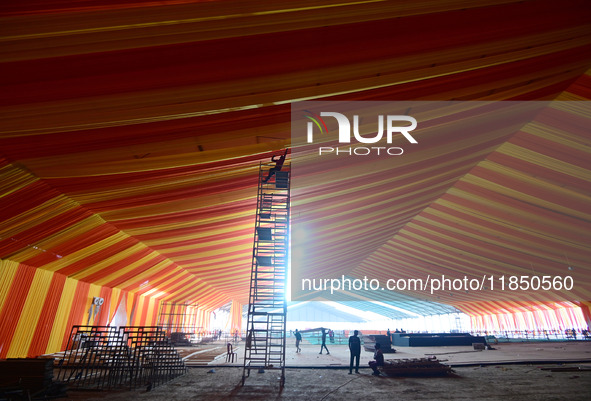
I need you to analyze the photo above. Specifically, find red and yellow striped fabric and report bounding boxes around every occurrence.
[1,0,590,357]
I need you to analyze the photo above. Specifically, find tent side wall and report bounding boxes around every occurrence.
[0,259,161,358]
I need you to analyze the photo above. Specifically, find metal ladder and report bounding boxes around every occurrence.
[242,160,290,387]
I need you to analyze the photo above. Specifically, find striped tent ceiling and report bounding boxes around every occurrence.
[1,0,590,316]
[290,100,591,317]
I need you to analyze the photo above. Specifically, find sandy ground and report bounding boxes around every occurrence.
[58,341,591,401]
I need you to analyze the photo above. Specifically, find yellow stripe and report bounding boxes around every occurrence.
[8,268,53,357]
[42,231,130,272]
[45,277,79,353]
[103,259,173,289]
[0,260,20,315]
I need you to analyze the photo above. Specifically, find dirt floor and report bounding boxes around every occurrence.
[55,341,591,401]
[61,364,591,401]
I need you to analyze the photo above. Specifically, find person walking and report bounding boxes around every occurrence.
[319,328,330,355]
[348,330,361,374]
[294,329,302,353]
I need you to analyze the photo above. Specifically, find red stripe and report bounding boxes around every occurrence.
[0,264,36,358]
[23,224,120,267]
[55,237,138,276]
[59,280,90,350]
[28,272,67,357]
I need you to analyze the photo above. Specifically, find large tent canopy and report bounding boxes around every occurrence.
[1,0,590,357]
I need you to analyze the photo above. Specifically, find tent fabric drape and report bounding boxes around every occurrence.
[470,303,587,333]
[0,263,90,357]
[0,260,164,358]
[228,300,243,334]
[1,0,591,357]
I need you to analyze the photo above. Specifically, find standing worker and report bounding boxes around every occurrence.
[348,330,361,374]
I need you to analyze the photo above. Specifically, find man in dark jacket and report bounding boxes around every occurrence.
[348,330,361,374]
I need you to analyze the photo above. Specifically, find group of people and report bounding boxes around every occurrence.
[294,328,333,355]
[348,330,384,376]
[293,328,385,376]
[213,329,241,341]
